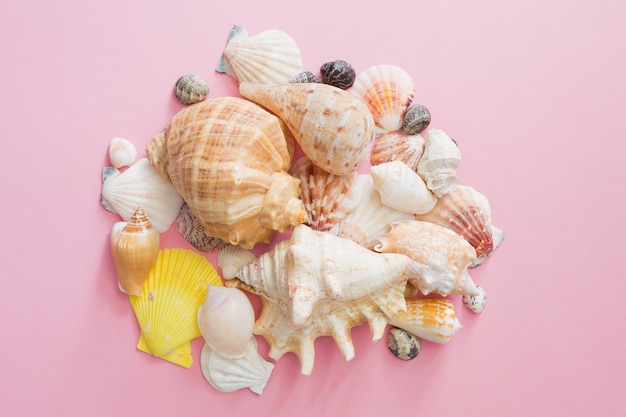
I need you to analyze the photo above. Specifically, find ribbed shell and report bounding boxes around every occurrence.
[239,82,375,176]
[388,298,462,344]
[370,132,425,170]
[108,137,137,168]
[176,203,230,252]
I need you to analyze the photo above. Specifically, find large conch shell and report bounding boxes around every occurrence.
[129,248,222,368]
[374,220,480,296]
[239,82,375,176]
[389,298,462,344]
[228,224,422,375]
[110,206,160,295]
[146,96,306,249]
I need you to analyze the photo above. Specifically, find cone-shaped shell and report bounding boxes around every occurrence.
[216,25,303,85]
[110,206,160,295]
[239,82,375,176]
[374,220,479,296]
[236,224,419,328]
[146,97,306,249]
[288,155,361,231]
[129,249,222,365]
[370,161,437,215]
[389,298,462,344]
[197,285,255,359]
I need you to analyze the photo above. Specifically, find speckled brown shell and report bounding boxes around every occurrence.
[401,104,431,135]
[387,327,421,360]
[174,75,209,105]
[320,60,356,90]
[289,71,321,83]
[176,203,230,252]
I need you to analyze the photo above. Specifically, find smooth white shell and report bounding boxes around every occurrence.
[200,337,274,395]
[100,158,183,233]
[108,137,137,168]
[463,285,487,313]
[197,285,255,359]
[370,161,437,215]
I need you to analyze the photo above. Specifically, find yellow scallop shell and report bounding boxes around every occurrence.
[129,248,222,367]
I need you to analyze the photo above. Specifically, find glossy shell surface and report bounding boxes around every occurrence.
[387,327,421,360]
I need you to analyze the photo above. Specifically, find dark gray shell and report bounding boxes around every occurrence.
[401,104,431,135]
[386,327,421,360]
[289,71,322,84]
[174,75,209,105]
[176,203,230,252]
[320,60,356,90]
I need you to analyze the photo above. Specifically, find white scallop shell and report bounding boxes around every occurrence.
[197,285,255,359]
[331,175,414,250]
[216,25,303,85]
[200,337,274,395]
[100,158,183,233]
[351,65,415,135]
[108,137,137,168]
[217,245,259,280]
[370,161,437,215]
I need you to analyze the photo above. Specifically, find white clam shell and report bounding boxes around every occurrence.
[197,285,255,359]
[217,245,259,280]
[100,158,183,233]
[200,337,274,395]
[370,160,438,215]
[108,137,137,168]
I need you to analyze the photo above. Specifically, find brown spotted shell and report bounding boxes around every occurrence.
[387,327,421,360]
[174,74,209,105]
[320,60,356,90]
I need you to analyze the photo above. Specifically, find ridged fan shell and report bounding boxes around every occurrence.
[217,245,259,280]
[216,25,303,85]
[108,137,137,168]
[370,132,425,170]
[129,248,222,367]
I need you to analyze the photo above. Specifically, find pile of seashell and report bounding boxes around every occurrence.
[100,25,504,395]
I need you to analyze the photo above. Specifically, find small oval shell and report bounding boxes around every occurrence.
[351,65,415,135]
[216,25,303,84]
[200,338,274,395]
[288,155,362,231]
[289,71,321,83]
[101,158,183,233]
[108,137,137,168]
[463,285,487,313]
[110,206,160,295]
[370,161,437,215]
[388,298,462,344]
[197,285,255,359]
[174,74,209,105]
[387,327,421,360]
[320,60,356,89]
[401,104,431,135]
[370,132,425,170]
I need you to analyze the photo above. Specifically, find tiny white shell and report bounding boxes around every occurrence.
[108,137,137,168]
[217,245,259,280]
[463,285,487,313]
[197,285,255,359]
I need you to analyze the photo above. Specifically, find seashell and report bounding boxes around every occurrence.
[174,74,209,105]
[197,285,255,359]
[416,129,462,197]
[200,337,274,395]
[332,175,414,250]
[320,60,356,89]
[401,104,431,135]
[374,220,479,296]
[288,155,362,231]
[217,245,258,280]
[388,298,462,344]
[386,327,421,361]
[101,158,184,233]
[472,225,504,267]
[370,131,425,170]
[236,224,418,328]
[176,203,230,252]
[108,137,137,168]
[289,71,321,83]
[216,25,303,85]
[110,206,160,296]
[370,160,438,215]
[239,82,375,176]
[146,96,306,249]
[463,285,487,313]
[128,248,222,367]
[415,184,501,261]
[351,65,415,135]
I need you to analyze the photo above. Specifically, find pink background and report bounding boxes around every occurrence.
[2,0,625,415]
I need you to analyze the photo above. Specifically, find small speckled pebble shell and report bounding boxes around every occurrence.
[174,74,209,105]
[402,104,431,135]
[289,71,321,83]
[386,327,421,360]
[463,285,487,313]
[320,60,356,90]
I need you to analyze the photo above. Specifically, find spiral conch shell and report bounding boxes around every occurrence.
[146,96,306,249]
[229,224,422,375]
[417,129,462,197]
[239,82,375,176]
[110,206,160,295]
